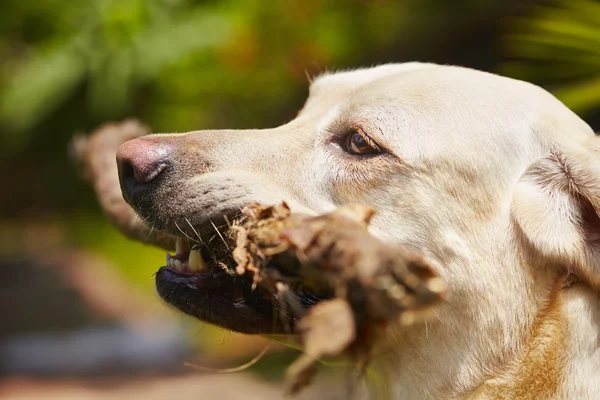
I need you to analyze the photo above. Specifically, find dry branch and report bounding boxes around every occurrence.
[70,119,176,251]
[230,203,445,394]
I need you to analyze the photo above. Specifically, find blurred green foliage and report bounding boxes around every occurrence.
[501,0,600,116]
[0,0,232,152]
[0,0,415,154]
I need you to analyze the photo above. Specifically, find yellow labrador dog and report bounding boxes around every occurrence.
[112,63,600,399]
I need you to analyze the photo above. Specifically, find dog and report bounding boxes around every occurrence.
[112,63,600,399]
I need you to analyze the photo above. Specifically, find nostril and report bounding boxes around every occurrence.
[118,158,137,185]
[131,159,168,184]
[116,138,173,192]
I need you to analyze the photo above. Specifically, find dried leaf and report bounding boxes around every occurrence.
[300,298,356,358]
[70,119,176,251]
[286,299,355,395]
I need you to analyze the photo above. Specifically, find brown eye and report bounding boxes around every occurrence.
[344,130,380,156]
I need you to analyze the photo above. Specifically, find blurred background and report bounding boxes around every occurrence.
[1,0,599,398]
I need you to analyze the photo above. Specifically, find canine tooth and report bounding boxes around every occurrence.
[174,260,182,270]
[188,249,205,272]
[175,238,188,255]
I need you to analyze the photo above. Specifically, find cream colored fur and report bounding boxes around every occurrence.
[147,63,600,399]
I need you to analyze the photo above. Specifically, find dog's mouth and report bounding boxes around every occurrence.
[155,232,326,335]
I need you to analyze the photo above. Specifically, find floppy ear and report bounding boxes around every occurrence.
[512,137,600,286]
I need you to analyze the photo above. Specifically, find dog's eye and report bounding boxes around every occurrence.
[344,130,380,156]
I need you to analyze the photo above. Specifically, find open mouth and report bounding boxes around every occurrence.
[155,235,326,334]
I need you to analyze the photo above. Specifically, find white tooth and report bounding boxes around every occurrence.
[176,239,188,255]
[174,260,182,271]
[166,253,175,266]
[188,249,205,272]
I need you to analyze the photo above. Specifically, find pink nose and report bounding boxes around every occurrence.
[116,138,173,202]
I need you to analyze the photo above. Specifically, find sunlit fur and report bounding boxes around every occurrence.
[143,63,600,399]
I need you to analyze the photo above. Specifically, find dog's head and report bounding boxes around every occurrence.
[115,63,600,356]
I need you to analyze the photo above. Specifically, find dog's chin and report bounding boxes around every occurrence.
[153,219,326,335]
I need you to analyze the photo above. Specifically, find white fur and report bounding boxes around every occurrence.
[150,63,600,399]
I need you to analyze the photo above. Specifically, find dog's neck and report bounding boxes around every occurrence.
[469,276,568,399]
[473,278,600,400]
[367,255,600,400]
[369,275,600,400]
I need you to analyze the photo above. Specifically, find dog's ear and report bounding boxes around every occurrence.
[512,137,600,286]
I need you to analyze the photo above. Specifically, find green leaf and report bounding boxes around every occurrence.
[500,0,600,116]
[133,11,232,82]
[87,48,135,120]
[0,41,86,150]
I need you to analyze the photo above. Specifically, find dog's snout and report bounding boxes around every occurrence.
[116,138,173,202]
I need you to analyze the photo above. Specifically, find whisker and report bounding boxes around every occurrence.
[184,345,270,374]
[223,214,232,229]
[220,330,232,345]
[191,323,206,340]
[174,221,197,242]
[136,212,152,225]
[185,217,205,246]
[129,213,145,227]
[432,308,443,324]
[145,225,155,242]
[210,219,230,251]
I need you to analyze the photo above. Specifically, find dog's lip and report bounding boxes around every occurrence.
[152,223,287,333]
[155,266,286,334]
[154,220,332,334]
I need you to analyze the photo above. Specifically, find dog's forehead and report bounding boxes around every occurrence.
[299,63,438,114]
[302,63,593,168]
[346,66,593,157]
[354,65,548,109]
[307,64,553,129]
[309,63,438,94]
